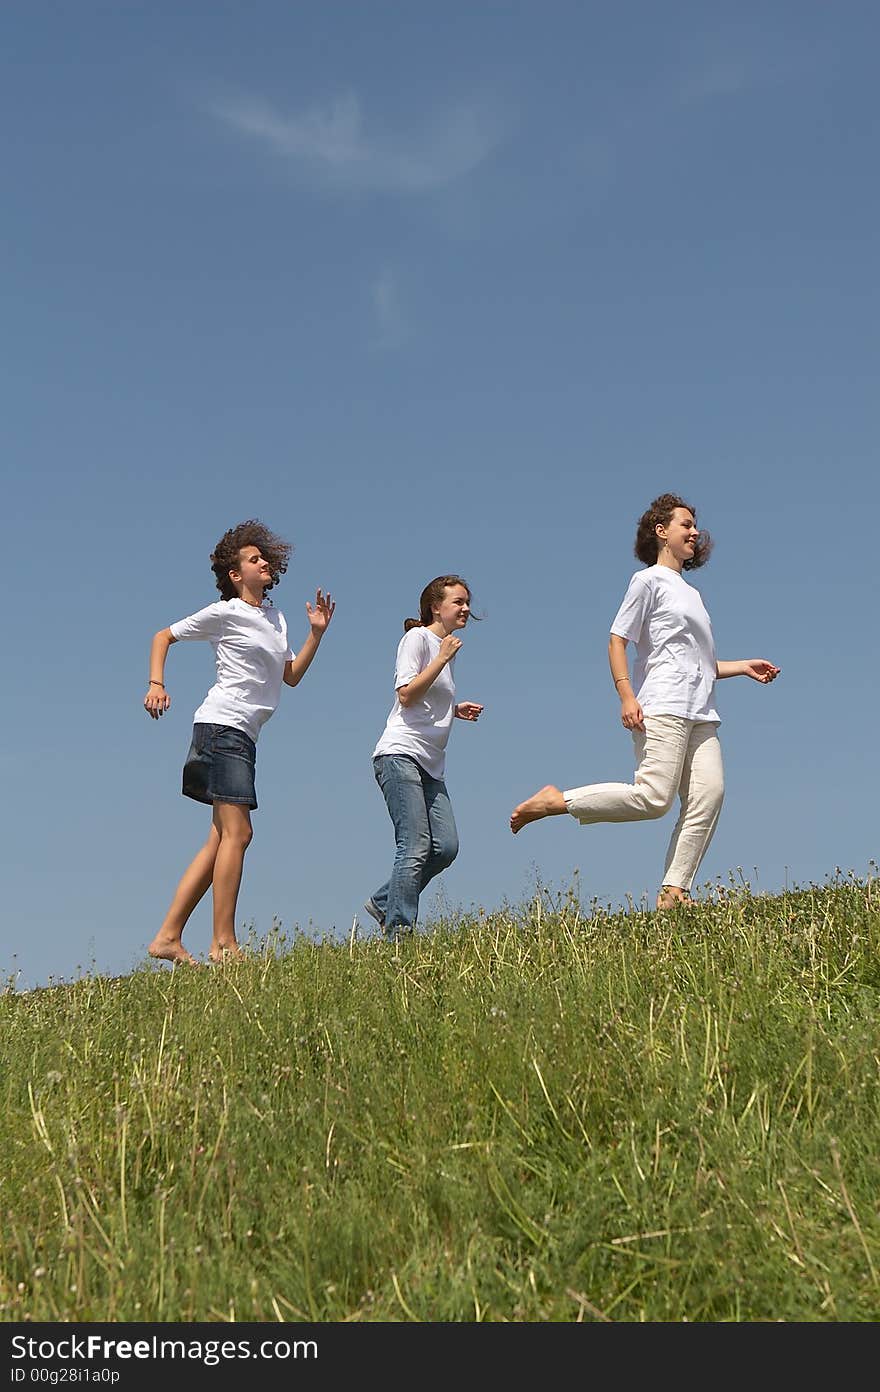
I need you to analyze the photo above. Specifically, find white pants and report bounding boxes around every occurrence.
[563,715,724,892]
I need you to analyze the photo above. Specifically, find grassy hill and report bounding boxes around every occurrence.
[2,874,879,1322]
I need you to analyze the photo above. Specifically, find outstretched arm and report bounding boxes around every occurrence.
[284,590,336,687]
[716,659,780,683]
[143,628,177,719]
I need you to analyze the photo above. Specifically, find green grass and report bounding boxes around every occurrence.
[2,874,880,1322]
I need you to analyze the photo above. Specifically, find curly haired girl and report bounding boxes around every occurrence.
[143,520,335,963]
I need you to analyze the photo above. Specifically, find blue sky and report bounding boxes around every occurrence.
[4,1,878,989]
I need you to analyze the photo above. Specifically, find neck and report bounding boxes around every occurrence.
[236,587,265,607]
[427,621,448,637]
[657,550,683,574]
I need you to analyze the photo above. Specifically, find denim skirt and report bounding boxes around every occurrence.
[182,723,258,809]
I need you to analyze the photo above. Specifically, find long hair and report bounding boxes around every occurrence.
[210,520,292,600]
[404,575,472,631]
[634,494,712,570]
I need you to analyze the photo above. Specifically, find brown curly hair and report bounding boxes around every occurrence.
[210,520,292,601]
[634,494,713,570]
[404,576,475,632]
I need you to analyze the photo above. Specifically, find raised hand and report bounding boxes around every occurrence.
[306,589,336,637]
[455,701,484,722]
[439,633,462,663]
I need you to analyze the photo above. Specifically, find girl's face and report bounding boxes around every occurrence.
[658,508,699,563]
[432,584,471,632]
[231,547,272,591]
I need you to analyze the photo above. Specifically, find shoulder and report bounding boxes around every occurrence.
[634,565,659,585]
[620,568,655,599]
[399,626,431,653]
[172,600,227,630]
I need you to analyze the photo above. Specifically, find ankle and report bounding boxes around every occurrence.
[657,885,690,908]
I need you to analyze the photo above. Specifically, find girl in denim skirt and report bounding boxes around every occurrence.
[143,520,334,963]
[509,494,779,908]
[366,576,483,940]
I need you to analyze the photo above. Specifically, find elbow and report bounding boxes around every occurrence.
[397,688,411,708]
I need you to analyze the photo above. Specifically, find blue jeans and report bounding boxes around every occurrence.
[371,755,459,938]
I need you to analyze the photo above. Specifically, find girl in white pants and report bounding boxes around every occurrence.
[510,494,780,909]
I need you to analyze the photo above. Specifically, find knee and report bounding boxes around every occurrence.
[641,789,675,820]
[223,823,254,852]
[692,775,725,819]
[435,834,459,871]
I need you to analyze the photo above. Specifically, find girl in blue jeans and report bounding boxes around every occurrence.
[366,576,483,939]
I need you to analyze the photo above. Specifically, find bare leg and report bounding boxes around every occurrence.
[208,802,253,962]
[149,822,221,964]
[510,785,568,834]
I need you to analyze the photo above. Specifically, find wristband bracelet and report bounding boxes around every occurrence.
[613,676,629,687]
[149,681,165,688]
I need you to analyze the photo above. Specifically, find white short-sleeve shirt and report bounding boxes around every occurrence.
[610,566,720,723]
[170,598,295,743]
[372,627,456,779]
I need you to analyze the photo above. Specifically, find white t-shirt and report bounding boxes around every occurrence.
[372,627,456,779]
[170,599,295,743]
[610,565,720,723]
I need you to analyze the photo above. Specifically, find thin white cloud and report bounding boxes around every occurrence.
[371,269,408,350]
[207,90,505,193]
[677,31,821,105]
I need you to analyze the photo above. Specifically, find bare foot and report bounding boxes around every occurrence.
[510,785,567,834]
[148,935,200,966]
[208,942,246,964]
[656,887,691,910]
